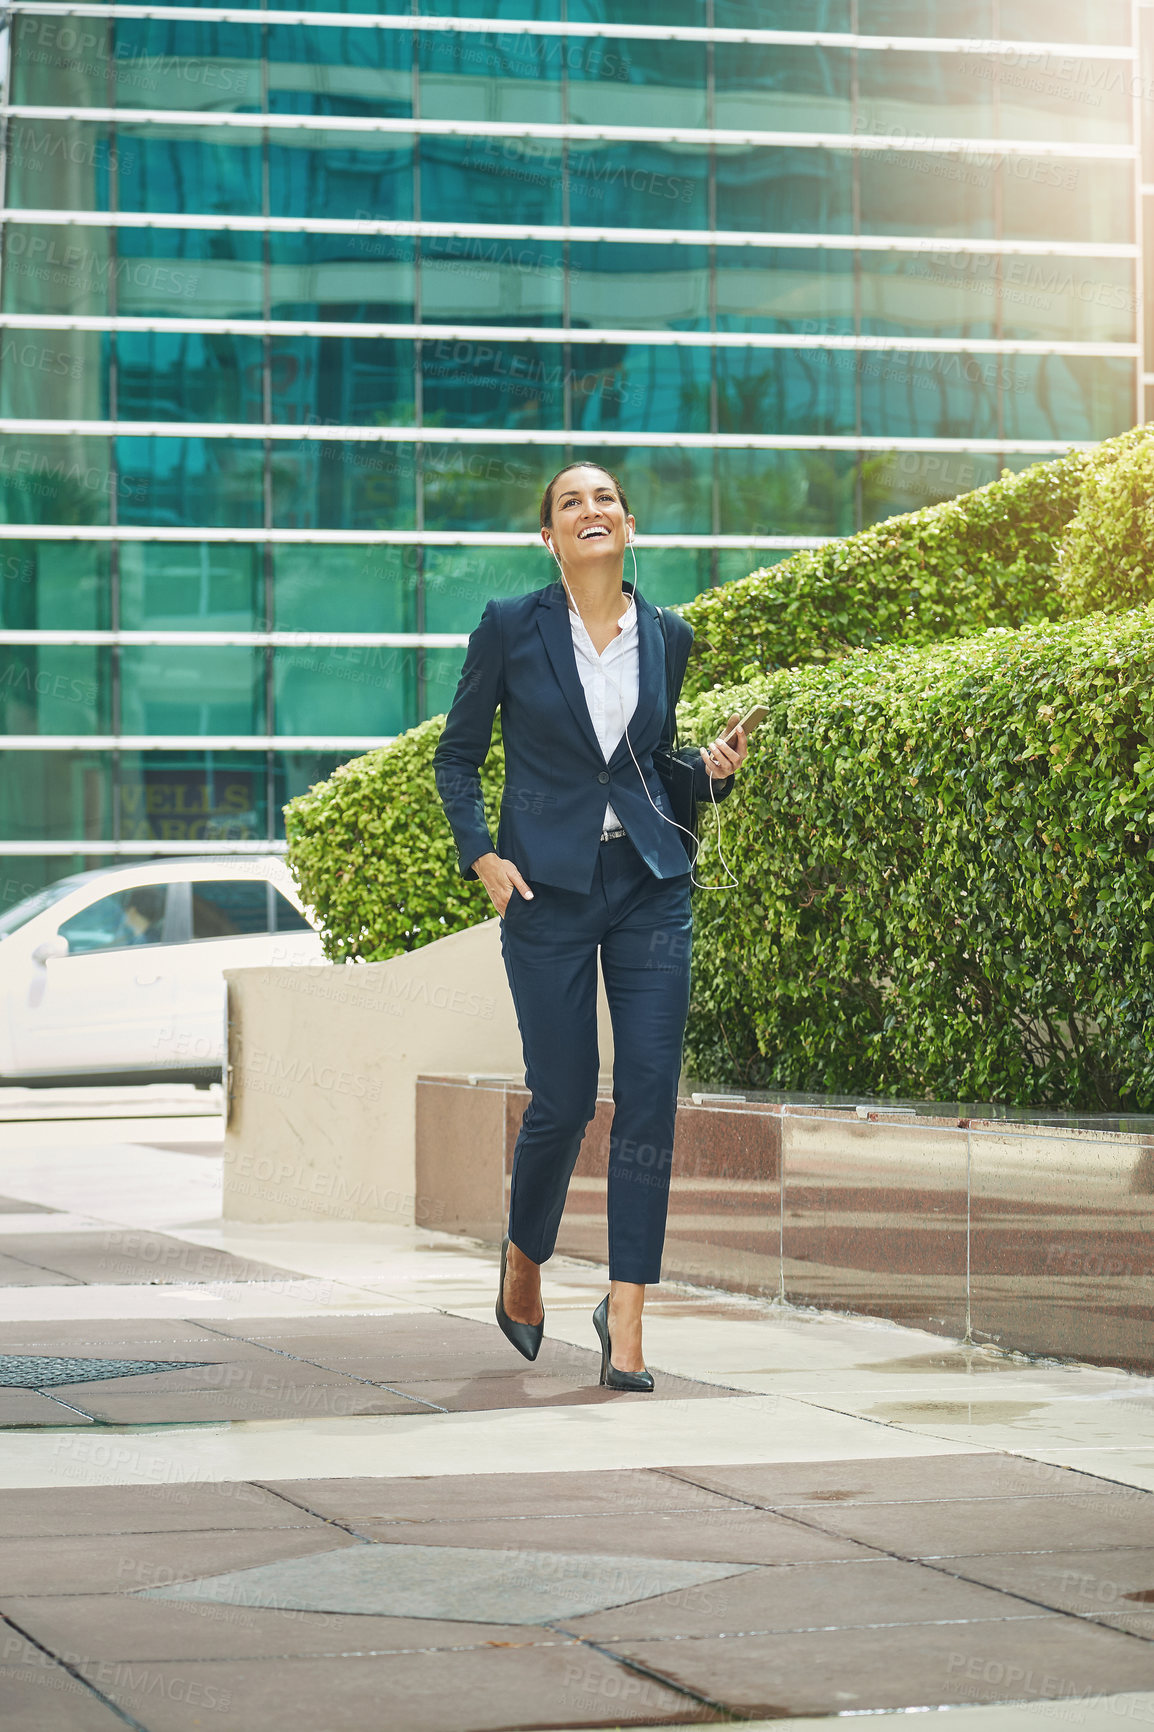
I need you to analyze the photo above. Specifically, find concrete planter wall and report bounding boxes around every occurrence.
[416,1076,1154,1375]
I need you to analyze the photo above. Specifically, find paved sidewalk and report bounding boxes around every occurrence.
[0,1109,1152,1729]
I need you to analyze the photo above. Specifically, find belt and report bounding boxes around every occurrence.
[599,825,628,843]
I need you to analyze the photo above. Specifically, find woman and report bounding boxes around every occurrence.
[434,463,747,1390]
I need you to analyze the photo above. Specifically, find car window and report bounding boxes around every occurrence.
[59,886,168,955]
[191,880,271,940]
[273,891,313,934]
[0,879,82,938]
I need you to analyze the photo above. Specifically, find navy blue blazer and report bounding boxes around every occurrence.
[434,581,732,895]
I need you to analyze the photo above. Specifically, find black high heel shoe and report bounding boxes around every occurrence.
[495,1237,544,1362]
[592,1295,654,1393]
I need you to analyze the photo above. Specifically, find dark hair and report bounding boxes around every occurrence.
[539,462,630,532]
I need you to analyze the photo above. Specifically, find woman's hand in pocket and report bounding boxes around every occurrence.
[472,853,534,918]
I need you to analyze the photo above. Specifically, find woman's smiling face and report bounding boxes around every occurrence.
[544,466,635,569]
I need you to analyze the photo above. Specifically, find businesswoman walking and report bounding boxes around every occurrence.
[434,463,747,1389]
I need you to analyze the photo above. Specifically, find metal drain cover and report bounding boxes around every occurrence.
[0,1355,212,1389]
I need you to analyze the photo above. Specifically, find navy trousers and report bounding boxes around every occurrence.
[499,836,693,1285]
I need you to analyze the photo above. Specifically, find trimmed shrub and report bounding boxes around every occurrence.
[1058,438,1154,618]
[680,607,1154,1109]
[681,448,1092,691]
[285,716,505,963]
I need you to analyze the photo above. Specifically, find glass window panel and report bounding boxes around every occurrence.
[856,2,994,37]
[7,121,116,212]
[717,450,858,538]
[268,232,414,322]
[569,342,712,434]
[1146,384,1154,427]
[420,136,562,226]
[273,750,349,836]
[716,546,791,587]
[427,1,560,15]
[860,251,998,340]
[191,879,269,939]
[999,156,1133,245]
[273,645,416,736]
[1001,355,1136,442]
[116,229,264,319]
[422,443,564,531]
[0,753,111,844]
[274,543,418,633]
[1144,16,1154,163]
[60,885,169,955]
[0,435,115,527]
[268,337,416,426]
[119,543,261,630]
[857,51,994,141]
[116,437,265,529]
[422,545,547,630]
[569,1,704,21]
[118,752,267,845]
[0,542,111,632]
[0,646,109,735]
[715,148,853,234]
[268,24,412,118]
[119,646,265,735]
[420,234,564,325]
[859,151,995,239]
[1000,254,1135,344]
[860,452,1001,526]
[418,30,561,124]
[1146,200,1154,361]
[0,328,107,420]
[421,644,468,720]
[713,45,852,133]
[12,15,111,106]
[964,50,1132,145]
[578,447,713,535]
[996,1,1130,45]
[718,349,857,436]
[716,0,850,22]
[270,440,416,530]
[116,332,264,423]
[626,547,713,608]
[0,869,108,924]
[117,125,263,216]
[269,133,414,222]
[421,338,563,429]
[2,225,111,318]
[567,39,706,129]
[110,18,262,112]
[716,247,855,334]
[569,242,709,334]
[568,142,707,229]
[860,350,1000,439]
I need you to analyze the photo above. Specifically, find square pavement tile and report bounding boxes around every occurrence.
[602,1614,1154,1717]
[661,1452,1123,1508]
[0,1666,129,1732]
[0,1481,327,1538]
[352,1509,878,1567]
[940,1545,1154,1637]
[795,1492,1154,1557]
[0,1594,552,1664]
[564,1555,1048,1641]
[0,1390,94,1426]
[67,1384,435,1423]
[0,1231,300,1286]
[264,1468,744,1527]
[0,1526,356,1597]
[143,1539,756,1624]
[77,1646,721,1732]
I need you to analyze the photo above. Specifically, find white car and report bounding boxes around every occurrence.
[0,858,324,1082]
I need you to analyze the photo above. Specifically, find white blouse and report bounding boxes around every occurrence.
[568,593,639,833]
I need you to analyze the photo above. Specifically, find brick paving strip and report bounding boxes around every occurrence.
[0,1125,1151,1728]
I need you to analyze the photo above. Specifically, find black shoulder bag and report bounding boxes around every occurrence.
[653,608,699,844]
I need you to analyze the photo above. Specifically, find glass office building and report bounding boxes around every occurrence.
[0,1,1145,893]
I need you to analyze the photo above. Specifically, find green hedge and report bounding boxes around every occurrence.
[284,717,504,963]
[1058,437,1154,619]
[680,448,1094,692]
[680,608,1154,1109]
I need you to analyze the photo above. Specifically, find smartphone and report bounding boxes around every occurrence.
[723,704,769,747]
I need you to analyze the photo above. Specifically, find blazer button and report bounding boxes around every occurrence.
[597,771,610,784]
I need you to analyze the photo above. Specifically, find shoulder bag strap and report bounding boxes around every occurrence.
[657,607,679,751]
